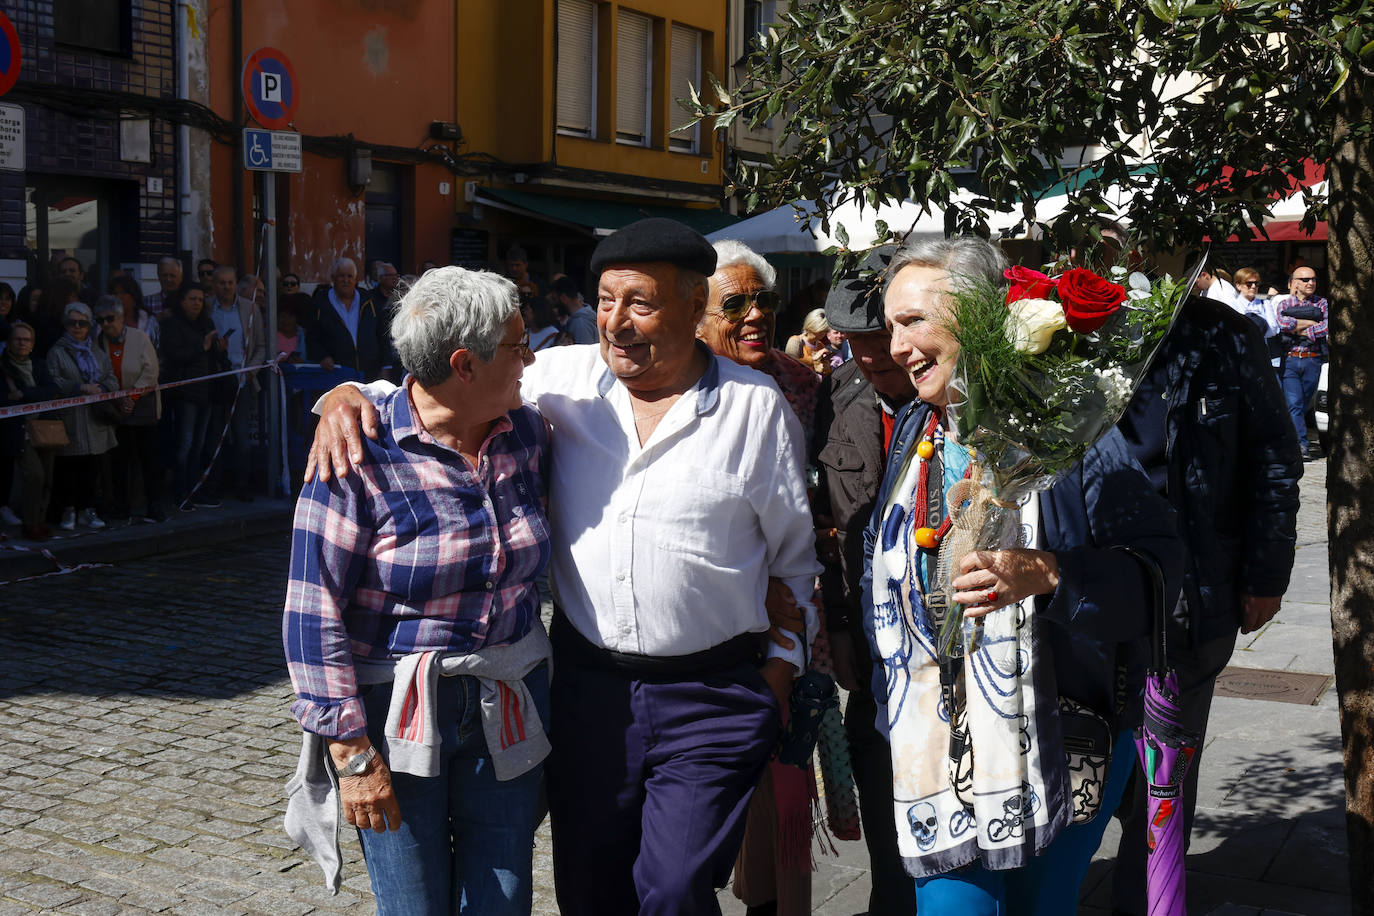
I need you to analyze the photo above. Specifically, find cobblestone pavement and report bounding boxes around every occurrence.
[0,461,1338,915]
[0,535,552,916]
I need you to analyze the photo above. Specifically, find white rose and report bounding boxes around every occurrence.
[1005,298,1068,354]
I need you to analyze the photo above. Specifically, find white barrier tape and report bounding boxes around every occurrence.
[0,539,113,586]
[0,361,272,420]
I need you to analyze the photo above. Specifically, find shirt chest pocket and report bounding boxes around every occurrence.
[817,438,867,474]
[649,467,749,561]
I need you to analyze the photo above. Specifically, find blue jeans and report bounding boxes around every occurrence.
[207,383,253,493]
[1281,354,1322,450]
[913,729,1137,915]
[358,663,549,916]
[170,399,211,501]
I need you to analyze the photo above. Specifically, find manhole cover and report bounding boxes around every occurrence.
[1214,667,1332,705]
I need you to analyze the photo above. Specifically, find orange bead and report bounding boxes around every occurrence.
[914,527,940,550]
[916,440,936,460]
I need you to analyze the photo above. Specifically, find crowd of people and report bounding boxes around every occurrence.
[1195,260,1330,460]
[285,218,1304,916]
[0,255,274,540]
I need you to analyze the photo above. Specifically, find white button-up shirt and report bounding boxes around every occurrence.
[347,343,821,671]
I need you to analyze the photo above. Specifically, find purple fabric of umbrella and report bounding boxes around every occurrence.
[1134,668,1200,916]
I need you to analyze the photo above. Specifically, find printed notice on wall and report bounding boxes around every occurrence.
[0,102,23,173]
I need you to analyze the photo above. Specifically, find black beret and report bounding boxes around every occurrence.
[589,218,717,278]
[825,245,897,334]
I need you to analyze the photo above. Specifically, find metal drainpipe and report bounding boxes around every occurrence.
[231,0,244,269]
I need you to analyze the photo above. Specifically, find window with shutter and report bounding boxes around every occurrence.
[668,25,701,153]
[616,10,652,146]
[557,0,597,137]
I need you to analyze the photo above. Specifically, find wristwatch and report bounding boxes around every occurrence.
[336,746,377,778]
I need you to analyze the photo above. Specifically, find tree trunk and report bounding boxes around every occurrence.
[1325,68,1374,916]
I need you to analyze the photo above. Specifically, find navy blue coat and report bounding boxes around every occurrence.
[1117,296,1302,644]
[307,288,393,381]
[862,401,1183,728]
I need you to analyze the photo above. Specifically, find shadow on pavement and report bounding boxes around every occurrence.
[0,533,293,701]
[1082,734,1350,914]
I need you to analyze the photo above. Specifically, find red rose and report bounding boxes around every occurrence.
[1004,266,1056,305]
[1056,268,1127,333]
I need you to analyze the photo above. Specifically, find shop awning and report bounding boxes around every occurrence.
[474,187,738,237]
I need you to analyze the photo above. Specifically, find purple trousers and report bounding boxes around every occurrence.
[548,652,780,916]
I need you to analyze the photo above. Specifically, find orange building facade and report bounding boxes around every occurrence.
[202,0,460,283]
[195,0,735,291]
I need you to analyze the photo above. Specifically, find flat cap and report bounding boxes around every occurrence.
[590,218,717,277]
[825,245,897,333]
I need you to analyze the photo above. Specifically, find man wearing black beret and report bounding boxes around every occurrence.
[306,217,820,914]
[811,245,919,915]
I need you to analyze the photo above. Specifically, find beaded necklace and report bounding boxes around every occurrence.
[911,411,972,554]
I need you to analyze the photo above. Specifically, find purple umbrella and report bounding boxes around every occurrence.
[1124,547,1200,916]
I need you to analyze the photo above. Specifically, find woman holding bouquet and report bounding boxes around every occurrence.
[861,236,1181,913]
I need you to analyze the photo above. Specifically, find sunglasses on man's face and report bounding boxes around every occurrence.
[282,280,299,288]
[718,290,781,321]
[96,315,119,324]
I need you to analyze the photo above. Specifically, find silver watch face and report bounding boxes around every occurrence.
[340,748,373,776]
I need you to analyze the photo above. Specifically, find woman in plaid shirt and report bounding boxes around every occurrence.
[283,267,553,915]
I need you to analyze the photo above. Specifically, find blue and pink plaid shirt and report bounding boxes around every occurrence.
[1274,293,1329,359]
[283,381,550,739]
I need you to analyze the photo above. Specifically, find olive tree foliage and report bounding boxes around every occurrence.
[693,1,1374,910]
[691,0,1372,256]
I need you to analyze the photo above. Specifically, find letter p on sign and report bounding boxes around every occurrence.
[261,72,282,103]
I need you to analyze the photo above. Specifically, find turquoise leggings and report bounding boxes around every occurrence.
[913,730,1136,915]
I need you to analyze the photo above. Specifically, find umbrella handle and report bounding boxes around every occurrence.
[1117,546,1168,672]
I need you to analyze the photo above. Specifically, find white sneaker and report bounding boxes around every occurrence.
[0,506,20,526]
[79,508,106,530]
[59,507,76,531]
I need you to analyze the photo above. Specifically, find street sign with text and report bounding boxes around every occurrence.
[0,102,24,172]
[242,128,302,172]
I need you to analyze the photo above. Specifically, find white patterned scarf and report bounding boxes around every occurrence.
[870,435,1070,878]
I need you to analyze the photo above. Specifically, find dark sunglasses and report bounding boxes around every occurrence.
[96,315,119,324]
[282,279,299,287]
[718,290,781,321]
[64,319,90,328]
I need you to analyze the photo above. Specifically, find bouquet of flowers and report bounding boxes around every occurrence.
[931,259,1195,658]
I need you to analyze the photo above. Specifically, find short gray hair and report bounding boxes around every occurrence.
[711,240,777,290]
[676,268,709,305]
[331,257,357,278]
[390,266,520,386]
[63,301,93,321]
[885,236,1008,298]
[93,295,121,316]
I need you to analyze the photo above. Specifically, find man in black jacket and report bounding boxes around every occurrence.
[308,257,393,381]
[812,246,918,916]
[1111,293,1303,914]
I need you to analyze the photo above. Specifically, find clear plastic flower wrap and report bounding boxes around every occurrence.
[927,261,1198,660]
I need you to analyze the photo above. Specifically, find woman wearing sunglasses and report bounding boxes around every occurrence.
[45,301,118,530]
[697,241,819,439]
